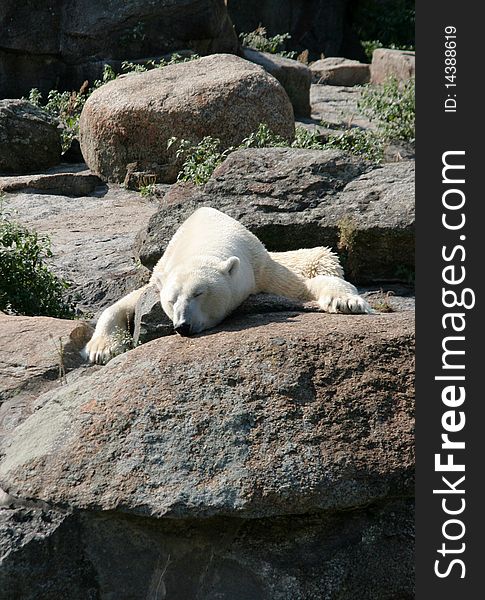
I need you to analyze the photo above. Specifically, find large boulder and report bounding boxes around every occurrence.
[0,310,414,598]
[1,312,415,513]
[0,0,238,98]
[0,163,102,196]
[371,49,416,84]
[0,100,61,173]
[79,54,295,183]
[243,48,312,116]
[310,57,370,86]
[135,148,415,283]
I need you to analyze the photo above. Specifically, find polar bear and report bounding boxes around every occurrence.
[84,207,371,363]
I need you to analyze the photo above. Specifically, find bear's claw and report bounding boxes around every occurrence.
[319,294,373,314]
[82,334,124,365]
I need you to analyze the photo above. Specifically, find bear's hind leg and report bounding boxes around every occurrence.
[258,257,371,314]
[269,247,344,279]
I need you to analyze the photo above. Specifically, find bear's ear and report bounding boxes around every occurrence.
[220,256,240,277]
[151,271,164,290]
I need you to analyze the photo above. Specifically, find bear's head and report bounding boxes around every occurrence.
[153,256,240,335]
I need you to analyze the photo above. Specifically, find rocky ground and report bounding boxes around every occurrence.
[1,72,415,598]
[2,182,157,317]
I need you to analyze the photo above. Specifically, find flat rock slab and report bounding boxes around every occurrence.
[0,311,414,520]
[136,148,415,283]
[0,163,103,196]
[2,186,157,315]
[309,84,375,131]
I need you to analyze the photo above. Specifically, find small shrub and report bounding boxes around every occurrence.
[0,206,75,318]
[359,77,415,142]
[120,53,199,74]
[92,64,117,87]
[322,126,383,162]
[120,61,152,74]
[239,123,288,149]
[291,128,325,150]
[240,26,296,58]
[139,183,156,198]
[168,120,385,185]
[27,83,91,152]
[168,136,232,186]
[111,325,138,357]
[169,124,314,185]
[163,52,200,66]
[241,123,323,150]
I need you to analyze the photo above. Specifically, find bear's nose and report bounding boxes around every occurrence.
[174,322,191,336]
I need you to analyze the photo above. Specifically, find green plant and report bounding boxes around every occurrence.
[109,312,141,359]
[92,64,117,87]
[322,126,383,162]
[370,291,395,313]
[359,77,415,142]
[120,53,200,74]
[27,88,42,106]
[49,335,67,383]
[0,204,75,318]
[169,124,315,185]
[139,183,156,198]
[27,83,91,152]
[240,26,296,58]
[168,119,385,185]
[240,123,324,150]
[239,123,288,148]
[111,325,138,357]
[168,136,232,186]
[164,52,200,66]
[291,127,325,150]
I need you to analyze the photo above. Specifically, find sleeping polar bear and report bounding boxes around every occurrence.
[84,207,371,363]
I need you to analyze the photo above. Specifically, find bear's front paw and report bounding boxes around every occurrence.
[82,331,128,364]
[319,293,373,314]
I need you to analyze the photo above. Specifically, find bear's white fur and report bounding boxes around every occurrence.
[84,207,371,363]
